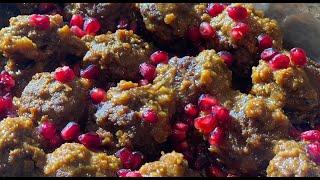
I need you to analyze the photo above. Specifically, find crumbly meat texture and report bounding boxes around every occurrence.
[267,140,320,177]
[251,53,320,126]
[44,143,121,177]
[139,151,192,177]
[64,3,134,33]
[14,72,89,129]
[0,117,46,177]
[82,30,154,81]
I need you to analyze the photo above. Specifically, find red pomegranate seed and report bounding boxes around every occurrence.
[300,130,320,142]
[125,171,142,177]
[208,166,225,177]
[186,26,201,43]
[173,122,189,132]
[29,14,50,30]
[199,22,216,39]
[138,79,149,86]
[78,132,101,150]
[142,109,158,123]
[290,47,307,66]
[208,127,224,146]
[174,141,189,152]
[70,14,84,28]
[206,3,225,17]
[307,141,320,165]
[231,22,249,41]
[117,169,131,177]
[0,71,15,93]
[226,6,248,21]
[260,48,279,61]
[54,66,75,83]
[39,3,56,14]
[257,34,273,50]
[150,51,169,65]
[269,54,290,70]
[90,88,106,104]
[115,148,132,162]
[70,26,86,38]
[139,63,156,81]
[217,51,233,67]
[184,103,198,117]
[194,114,218,134]
[39,121,57,140]
[117,17,129,29]
[61,122,80,141]
[198,94,219,111]
[212,105,230,126]
[83,17,101,35]
[171,129,187,142]
[126,152,144,170]
[0,95,13,115]
[80,64,99,79]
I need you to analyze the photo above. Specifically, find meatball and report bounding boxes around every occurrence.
[267,140,320,177]
[251,53,320,126]
[139,151,195,177]
[64,3,134,33]
[82,29,154,81]
[0,116,46,176]
[14,72,89,129]
[44,143,121,177]
[93,80,175,157]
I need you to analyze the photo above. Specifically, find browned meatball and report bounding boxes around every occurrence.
[267,140,320,177]
[82,29,154,81]
[251,52,320,126]
[64,3,135,33]
[14,72,89,129]
[44,143,121,177]
[0,116,46,177]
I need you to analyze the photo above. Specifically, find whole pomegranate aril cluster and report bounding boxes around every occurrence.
[69,14,101,37]
[115,148,144,170]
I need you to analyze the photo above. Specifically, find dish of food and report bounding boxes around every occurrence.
[0,3,319,177]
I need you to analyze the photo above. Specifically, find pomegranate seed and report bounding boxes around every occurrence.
[261,48,279,61]
[217,51,233,67]
[29,14,50,30]
[290,47,307,66]
[142,109,158,123]
[39,121,57,140]
[80,65,99,79]
[199,22,216,39]
[126,152,144,170]
[70,14,84,28]
[300,130,320,142]
[61,122,80,141]
[257,34,273,50]
[115,147,132,163]
[186,26,201,43]
[139,63,156,81]
[138,79,149,86]
[184,103,198,117]
[54,66,75,83]
[269,54,290,70]
[38,3,56,14]
[78,132,102,150]
[49,134,63,149]
[117,169,131,177]
[212,105,230,126]
[83,17,101,35]
[125,171,142,177]
[90,88,106,104]
[70,26,86,38]
[198,94,219,111]
[208,127,224,146]
[231,22,249,41]
[206,3,225,17]
[117,17,129,29]
[173,122,189,132]
[208,166,225,177]
[171,129,187,142]
[194,114,218,134]
[0,71,15,94]
[150,51,169,65]
[0,95,13,116]
[307,142,320,165]
[226,6,248,21]
[174,141,189,152]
